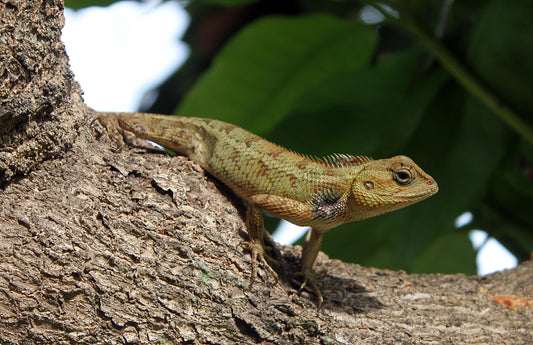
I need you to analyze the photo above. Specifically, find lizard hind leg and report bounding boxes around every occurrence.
[243,202,279,285]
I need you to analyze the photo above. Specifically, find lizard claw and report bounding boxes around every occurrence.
[242,240,279,285]
[294,270,324,308]
[262,245,280,267]
[293,270,344,308]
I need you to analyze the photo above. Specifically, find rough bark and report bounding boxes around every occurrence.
[0,0,531,344]
[0,0,83,186]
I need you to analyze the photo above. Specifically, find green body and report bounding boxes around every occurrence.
[100,112,439,306]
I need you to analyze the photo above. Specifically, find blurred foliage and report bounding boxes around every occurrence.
[65,0,116,9]
[68,0,533,274]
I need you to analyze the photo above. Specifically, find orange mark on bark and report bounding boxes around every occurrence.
[491,294,533,310]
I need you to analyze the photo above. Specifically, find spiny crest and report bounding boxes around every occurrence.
[287,146,372,168]
[316,153,372,168]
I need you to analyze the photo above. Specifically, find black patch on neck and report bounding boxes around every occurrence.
[311,189,343,221]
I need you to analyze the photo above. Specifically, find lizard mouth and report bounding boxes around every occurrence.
[382,178,438,199]
[396,183,439,199]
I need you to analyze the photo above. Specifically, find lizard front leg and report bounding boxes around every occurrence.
[244,202,279,285]
[249,194,329,306]
[298,228,326,307]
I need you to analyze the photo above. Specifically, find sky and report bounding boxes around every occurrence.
[63,0,189,112]
[61,0,517,276]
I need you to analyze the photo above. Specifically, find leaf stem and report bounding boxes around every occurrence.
[373,4,533,145]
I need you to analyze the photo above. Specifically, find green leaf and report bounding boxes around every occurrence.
[411,232,476,274]
[65,0,118,9]
[521,141,533,164]
[467,0,533,117]
[268,48,447,157]
[195,0,259,6]
[177,14,376,134]
[462,0,533,263]
[471,152,533,261]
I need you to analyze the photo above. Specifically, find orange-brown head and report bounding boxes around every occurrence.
[349,155,438,220]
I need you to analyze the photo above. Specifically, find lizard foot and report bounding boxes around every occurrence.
[294,270,324,308]
[293,270,344,308]
[242,240,279,286]
[262,244,281,267]
[96,113,125,148]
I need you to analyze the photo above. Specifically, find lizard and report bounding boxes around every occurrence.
[97,112,439,307]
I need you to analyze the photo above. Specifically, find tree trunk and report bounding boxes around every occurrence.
[0,1,531,344]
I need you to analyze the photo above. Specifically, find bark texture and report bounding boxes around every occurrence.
[0,0,84,185]
[0,0,532,344]
[2,124,532,344]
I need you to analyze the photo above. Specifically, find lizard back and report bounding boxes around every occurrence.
[113,113,361,205]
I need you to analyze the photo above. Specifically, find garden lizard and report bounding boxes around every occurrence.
[98,112,438,306]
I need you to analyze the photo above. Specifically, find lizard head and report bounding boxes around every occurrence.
[349,155,438,220]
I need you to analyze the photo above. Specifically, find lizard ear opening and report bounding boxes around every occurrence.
[364,181,374,190]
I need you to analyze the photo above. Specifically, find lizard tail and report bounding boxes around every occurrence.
[113,112,212,167]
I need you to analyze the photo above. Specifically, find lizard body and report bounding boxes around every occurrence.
[98,112,438,306]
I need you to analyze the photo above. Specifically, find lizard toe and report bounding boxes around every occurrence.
[242,240,279,285]
[293,270,324,308]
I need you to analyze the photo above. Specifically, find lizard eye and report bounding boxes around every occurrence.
[393,168,413,186]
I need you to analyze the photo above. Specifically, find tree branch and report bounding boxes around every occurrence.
[0,1,531,343]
